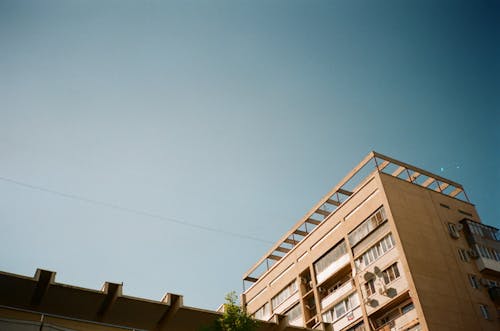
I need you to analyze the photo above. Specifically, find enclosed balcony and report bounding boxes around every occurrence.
[320,279,355,310]
[314,241,350,285]
[322,292,362,331]
[375,307,418,331]
[273,291,300,315]
[334,305,363,331]
[316,253,350,284]
[271,281,300,315]
[370,296,419,331]
[475,255,500,275]
[285,303,303,327]
[460,219,500,276]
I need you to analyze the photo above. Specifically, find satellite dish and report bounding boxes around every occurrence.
[363,271,375,281]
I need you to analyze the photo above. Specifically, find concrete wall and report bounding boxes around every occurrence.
[380,173,500,331]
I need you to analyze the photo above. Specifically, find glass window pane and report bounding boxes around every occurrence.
[335,301,346,318]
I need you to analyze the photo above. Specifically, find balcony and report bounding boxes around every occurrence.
[475,256,500,275]
[273,291,300,315]
[320,279,354,310]
[255,312,272,322]
[289,316,303,327]
[375,307,418,331]
[332,305,363,331]
[316,253,350,284]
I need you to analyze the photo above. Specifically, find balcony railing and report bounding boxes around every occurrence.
[375,308,418,331]
[289,316,303,327]
[273,291,300,315]
[255,312,272,322]
[332,306,363,331]
[320,279,354,310]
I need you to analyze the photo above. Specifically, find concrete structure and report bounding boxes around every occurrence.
[0,269,310,331]
[242,152,500,331]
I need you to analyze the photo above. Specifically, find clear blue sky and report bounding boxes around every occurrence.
[1,0,498,309]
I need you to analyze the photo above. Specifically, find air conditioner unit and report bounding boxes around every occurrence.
[363,297,372,305]
[363,271,375,281]
[468,249,479,259]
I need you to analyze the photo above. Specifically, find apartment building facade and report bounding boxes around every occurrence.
[242,152,500,331]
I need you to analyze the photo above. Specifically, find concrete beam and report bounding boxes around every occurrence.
[31,269,56,307]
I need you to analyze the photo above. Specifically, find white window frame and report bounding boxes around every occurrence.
[382,263,400,285]
[254,302,270,320]
[355,233,395,269]
[322,292,360,322]
[458,248,469,262]
[479,304,490,320]
[348,206,387,246]
[468,275,479,289]
[285,303,302,323]
[271,281,298,309]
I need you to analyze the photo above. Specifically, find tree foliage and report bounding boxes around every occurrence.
[201,292,258,331]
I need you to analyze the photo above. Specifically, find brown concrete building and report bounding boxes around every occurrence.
[0,269,311,331]
[242,151,500,331]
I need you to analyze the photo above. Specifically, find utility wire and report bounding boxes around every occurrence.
[0,176,273,244]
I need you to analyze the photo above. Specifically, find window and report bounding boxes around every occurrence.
[479,304,490,320]
[375,301,415,328]
[285,304,302,322]
[468,274,479,289]
[468,222,484,236]
[382,263,400,285]
[377,308,400,326]
[348,206,387,246]
[448,223,460,239]
[475,244,500,261]
[314,240,347,275]
[322,292,360,322]
[334,299,347,318]
[355,233,395,269]
[254,302,270,320]
[466,220,499,240]
[364,279,376,296]
[458,248,469,262]
[272,281,298,309]
[401,303,415,314]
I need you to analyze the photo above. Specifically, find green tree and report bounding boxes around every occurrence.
[201,292,258,331]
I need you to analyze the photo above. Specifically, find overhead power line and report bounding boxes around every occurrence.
[0,176,273,244]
